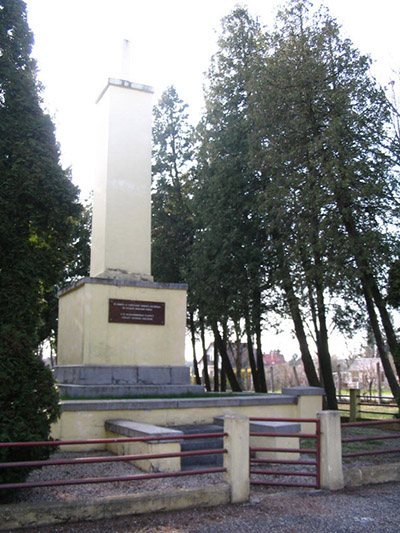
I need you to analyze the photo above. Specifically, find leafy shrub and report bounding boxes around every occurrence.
[0,326,60,499]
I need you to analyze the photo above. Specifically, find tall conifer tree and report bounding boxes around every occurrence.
[0,0,81,488]
[250,0,400,403]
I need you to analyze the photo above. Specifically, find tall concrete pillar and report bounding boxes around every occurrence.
[224,415,250,503]
[318,410,344,490]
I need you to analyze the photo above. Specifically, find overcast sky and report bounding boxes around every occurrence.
[25,0,400,199]
[24,0,400,357]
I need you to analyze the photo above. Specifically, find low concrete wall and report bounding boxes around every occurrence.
[344,463,400,487]
[0,484,230,531]
[51,395,299,449]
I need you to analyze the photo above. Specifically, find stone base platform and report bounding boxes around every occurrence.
[53,364,204,398]
[51,387,325,447]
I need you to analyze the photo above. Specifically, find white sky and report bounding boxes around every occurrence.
[24,0,400,359]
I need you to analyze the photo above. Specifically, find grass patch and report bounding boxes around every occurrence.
[339,402,399,420]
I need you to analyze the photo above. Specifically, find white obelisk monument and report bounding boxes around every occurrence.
[55,43,201,397]
[90,44,153,281]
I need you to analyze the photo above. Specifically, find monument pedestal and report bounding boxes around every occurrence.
[55,277,203,398]
[55,72,204,398]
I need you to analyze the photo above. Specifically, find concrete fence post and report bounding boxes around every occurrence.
[223,414,250,503]
[317,410,344,490]
[349,388,360,422]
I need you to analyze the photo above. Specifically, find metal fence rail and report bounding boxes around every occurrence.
[341,419,400,459]
[337,390,399,419]
[0,432,227,491]
[249,417,320,489]
[338,394,396,405]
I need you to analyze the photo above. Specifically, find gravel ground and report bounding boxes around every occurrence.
[11,451,225,504]
[4,426,400,532]
[11,426,399,504]
[7,482,400,532]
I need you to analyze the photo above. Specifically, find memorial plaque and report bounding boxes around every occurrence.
[109,298,165,325]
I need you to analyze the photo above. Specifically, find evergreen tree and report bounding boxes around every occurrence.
[151,86,203,384]
[0,0,81,488]
[194,7,267,392]
[152,86,194,284]
[250,0,400,402]
[38,195,92,358]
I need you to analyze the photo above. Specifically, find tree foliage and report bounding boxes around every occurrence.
[151,86,194,284]
[248,0,400,404]
[152,1,400,404]
[151,86,204,384]
[191,7,267,392]
[0,0,82,488]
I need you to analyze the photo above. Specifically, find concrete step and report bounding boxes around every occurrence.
[173,424,224,470]
[57,383,204,399]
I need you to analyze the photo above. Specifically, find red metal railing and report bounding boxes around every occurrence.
[0,432,227,491]
[341,419,400,458]
[249,417,320,489]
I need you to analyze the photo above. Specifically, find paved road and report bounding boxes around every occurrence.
[9,481,400,532]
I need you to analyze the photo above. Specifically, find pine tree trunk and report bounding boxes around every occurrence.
[213,324,242,391]
[368,275,400,378]
[244,308,260,391]
[361,281,400,397]
[220,359,227,392]
[233,320,244,389]
[314,282,338,410]
[279,263,321,387]
[199,317,211,392]
[253,289,268,392]
[189,311,201,385]
[213,332,220,392]
[335,187,400,384]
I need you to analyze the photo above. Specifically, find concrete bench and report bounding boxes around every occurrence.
[105,419,183,473]
[214,416,301,460]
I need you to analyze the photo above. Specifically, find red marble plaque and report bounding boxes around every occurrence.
[109,298,165,325]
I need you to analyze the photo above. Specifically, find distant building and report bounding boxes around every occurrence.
[263,350,285,366]
[338,357,386,390]
[205,342,252,370]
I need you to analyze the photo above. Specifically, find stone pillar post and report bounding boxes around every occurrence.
[223,415,249,503]
[318,410,344,490]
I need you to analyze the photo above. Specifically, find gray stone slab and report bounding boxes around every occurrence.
[53,366,81,384]
[78,366,113,385]
[249,420,301,433]
[170,366,191,384]
[111,367,138,385]
[61,392,297,410]
[282,386,325,396]
[58,277,188,297]
[105,419,183,439]
[54,365,193,386]
[58,383,204,399]
[213,416,300,433]
[137,366,171,385]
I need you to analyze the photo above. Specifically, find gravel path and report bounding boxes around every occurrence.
[7,482,400,532]
[5,426,400,532]
[10,451,225,504]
